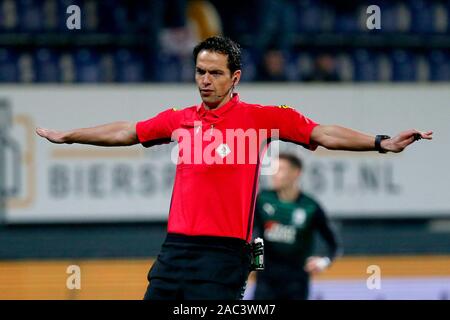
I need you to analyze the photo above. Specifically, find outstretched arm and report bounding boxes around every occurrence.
[310,125,433,153]
[36,121,139,147]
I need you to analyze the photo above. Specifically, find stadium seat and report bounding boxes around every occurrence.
[353,49,378,81]
[74,49,101,82]
[335,53,354,82]
[296,0,323,33]
[17,52,35,82]
[377,53,393,81]
[58,52,76,83]
[0,0,448,83]
[0,49,18,82]
[391,50,417,81]
[431,1,448,33]
[379,1,408,32]
[0,0,19,31]
[34,48,60,82]
[429,50,450,81]
[334,11,359,33]
[155,53,184,82]
[114,49,145,83]
[17,0,43,32]
[410,0,434,33]
[295,52,314,81]
[284,51,300,81]
[240,49,257,82]
[415,54,430,82]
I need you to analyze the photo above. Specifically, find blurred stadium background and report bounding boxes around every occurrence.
[0,0,450,300]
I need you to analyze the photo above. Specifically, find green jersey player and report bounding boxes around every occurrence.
[253,153,341,300]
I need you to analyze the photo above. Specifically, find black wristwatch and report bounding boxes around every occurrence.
[375,135,390,153]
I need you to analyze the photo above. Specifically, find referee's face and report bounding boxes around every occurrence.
[195,50,240,109]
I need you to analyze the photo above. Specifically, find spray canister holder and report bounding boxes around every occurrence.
[250,237,264,271]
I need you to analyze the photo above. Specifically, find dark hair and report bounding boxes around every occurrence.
[193,36,242,74]
[279,153,303,170]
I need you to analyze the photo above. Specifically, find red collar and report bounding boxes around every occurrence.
[197,93,240,119]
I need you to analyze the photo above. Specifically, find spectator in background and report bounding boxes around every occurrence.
[256,49,288,82]
[303,54,341,82]
[214,0,297,68]
[253,153,341,300]
[252,0,297,56]
[187,0,223,41]
[158,0,224,81]
[209,0,254,43]
[147,0,190,80]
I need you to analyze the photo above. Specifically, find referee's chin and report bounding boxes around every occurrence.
[201,97,221,109]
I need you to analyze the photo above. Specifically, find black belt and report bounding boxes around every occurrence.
[165,233,249,251]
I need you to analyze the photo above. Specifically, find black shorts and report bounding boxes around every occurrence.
[144,233,252,300]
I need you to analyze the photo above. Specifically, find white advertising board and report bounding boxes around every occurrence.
[0,84,448,222]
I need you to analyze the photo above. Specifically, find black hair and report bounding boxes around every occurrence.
[193,36,242,74]
[279,153,303,170]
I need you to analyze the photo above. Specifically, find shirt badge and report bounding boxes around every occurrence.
[293,209,306,226]
[216,143,231,158]
[263,203,275,216]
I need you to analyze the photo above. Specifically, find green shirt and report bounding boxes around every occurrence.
[254,189,339,278]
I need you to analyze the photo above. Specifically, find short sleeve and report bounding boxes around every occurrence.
[257,105,319,150]
[136,108,180,148]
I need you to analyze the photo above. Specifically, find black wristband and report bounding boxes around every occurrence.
[375,135,390,153]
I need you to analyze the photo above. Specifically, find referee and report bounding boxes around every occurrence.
[253,153,341,300]
[36,36,432,300]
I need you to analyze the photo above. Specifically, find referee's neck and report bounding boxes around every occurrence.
[204,94,233,111]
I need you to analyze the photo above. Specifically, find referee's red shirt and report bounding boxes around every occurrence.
[136,94,318,242]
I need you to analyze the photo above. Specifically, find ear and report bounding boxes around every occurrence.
[231,70,241,86]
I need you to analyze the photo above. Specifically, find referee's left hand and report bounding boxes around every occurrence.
[381,129,433,153]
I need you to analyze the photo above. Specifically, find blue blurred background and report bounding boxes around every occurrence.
[0,0,449,83]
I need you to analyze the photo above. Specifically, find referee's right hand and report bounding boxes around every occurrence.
[36,127,68,144]
[36,122,138,146]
